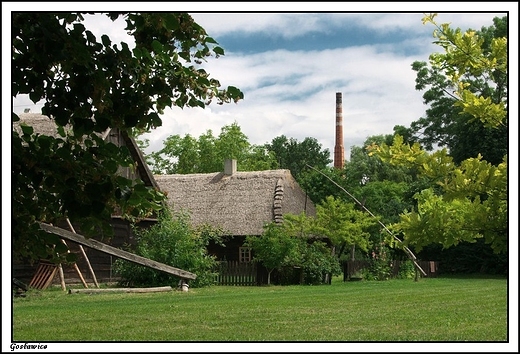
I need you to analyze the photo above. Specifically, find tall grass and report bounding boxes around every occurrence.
[12,276,507,342]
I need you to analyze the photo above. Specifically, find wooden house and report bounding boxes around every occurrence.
[154,159,316,264]
[12,113,159,285]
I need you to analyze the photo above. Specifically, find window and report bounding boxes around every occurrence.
[239,247,251,263]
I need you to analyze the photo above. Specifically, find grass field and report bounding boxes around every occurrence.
[11,276,508,343]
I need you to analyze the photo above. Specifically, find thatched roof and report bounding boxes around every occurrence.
[13,113,76,138]
[155,168,316,236]
[13,113,158,189]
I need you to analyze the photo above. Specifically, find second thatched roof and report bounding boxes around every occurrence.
[155,168,315,236]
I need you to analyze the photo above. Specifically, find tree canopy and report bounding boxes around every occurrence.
[266,135,331,182]
[143,121,278,174]
[368,14,508,254]
[406,15,507,165]
[12,13,243,262]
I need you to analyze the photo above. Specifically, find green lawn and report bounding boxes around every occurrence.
[11,276,508,343]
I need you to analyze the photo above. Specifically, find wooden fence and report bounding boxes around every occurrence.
[213,260,438,286]
[343,260,439,280]
[214,261,257,286]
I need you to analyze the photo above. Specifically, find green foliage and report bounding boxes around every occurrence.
[345,135,414,187]
[245,223,300,285]
[279,213,342,284]
[396,260,416,279]
[362,245,392,281]
[266,135,331,182]
[408,15,508,165]
[353,181,411,225]
[299,241,342,285]
[297,166,345,204]
[422,14,507,129]
[246,218,340,285]
[366,14,508,257]
[12,13,243,262]
[114,211,223,288]
[371,136,507,254]
[145,122,278,174]
[313,196,376,258]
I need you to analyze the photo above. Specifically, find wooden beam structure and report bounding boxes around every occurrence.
[38,222,197,280]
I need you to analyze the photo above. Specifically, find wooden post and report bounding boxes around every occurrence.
[58,264,67,291]
[60,239,89,288]
[66,219,99,288]
[50,222,88,288]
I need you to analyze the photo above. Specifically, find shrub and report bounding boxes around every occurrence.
[300,240,342,285]
[396,260,416,279]
[113,210,223,288]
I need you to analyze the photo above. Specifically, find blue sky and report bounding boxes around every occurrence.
[7,6,514,165]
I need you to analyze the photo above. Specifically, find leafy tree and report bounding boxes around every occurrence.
[312,196,377,261]
[245,223,300,285]
[408,15,507,165]
[353,181,411,225]
[12,13,243,263]
[370,137,507,254]
[299,240,342,285]
[297,166,346,204]
[215,121,251,164]
[266,135,331,182]
[114,210,223,288]
[145,121,278,174]
[240,145,279,172]
[247,215,341,285]
[282,213,342,284]
[345,135,414,188]
[197,130,222,173]
[368,14,508,255]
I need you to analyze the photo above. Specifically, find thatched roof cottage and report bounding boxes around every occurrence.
[13,113,158,189]
[155,159,316,262]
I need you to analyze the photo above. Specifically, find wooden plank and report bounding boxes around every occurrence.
[69,286,172,294]
[38,222,196,280]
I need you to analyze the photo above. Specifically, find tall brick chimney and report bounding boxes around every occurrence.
[334,92,345,169]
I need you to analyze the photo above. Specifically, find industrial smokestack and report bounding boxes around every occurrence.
[334,92,345,169]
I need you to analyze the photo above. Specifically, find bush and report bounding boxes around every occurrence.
[396,260,415,279]
[300,241,342,285]
[114,210,223,288]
